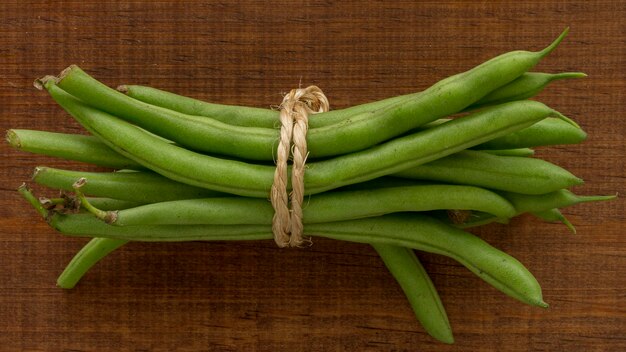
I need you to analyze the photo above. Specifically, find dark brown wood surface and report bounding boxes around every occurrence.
[1,1,624,351]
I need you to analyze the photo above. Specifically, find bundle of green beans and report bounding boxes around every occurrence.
[9,28,616,344]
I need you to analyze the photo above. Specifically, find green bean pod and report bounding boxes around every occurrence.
[6,129,142,170]
[85,198,145,210]
[47,29,567,160]
[39,210,546,308]
[85,185,515,226]
[33,167,223,202]
[395,150,582,195]
[42,81,568,197]
[476,117,587,149]
[467,72,587,109]
[373,244,454,344]
[502,190,616,214]
[119,70,583,130]
[119,83,411,129]
[456,190,615,228]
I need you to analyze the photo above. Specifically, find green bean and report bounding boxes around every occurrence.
[119,70,583,130]
[6,129,141,170]
[373,244,453,344]
[502,190,616,214]
[8,118,581,171]
[76,185,515,226]
[35,208,546,308]
[43,82,568,197]
[118,83,408,129]
[56,237,127,289]
[467,72,587,110]
[476,117,587,150]
[477,148,535,157]
[395,150,582,195]
[456,190,615,228]
[118,84,280,128]
[47,30,568,160]
[33,167,223,202]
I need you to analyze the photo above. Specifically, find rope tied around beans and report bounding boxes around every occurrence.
[271,86,329,247]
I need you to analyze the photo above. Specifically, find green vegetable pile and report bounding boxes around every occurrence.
[8,28,615,343]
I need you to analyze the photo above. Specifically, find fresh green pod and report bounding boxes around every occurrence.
[501,189,616,213]
[467,72,587,109]
[119,84,408,129]
[454,190,616,229]
[47,30,568,160]
[373,244,454,344]
[120,70,583,130]
[476,117,587,150]
[395,150,582,195]
[88,185,516,226]
[6,129,143,170]
[33,167,224,202]
[38,210,547,308]
[56,237,127,289]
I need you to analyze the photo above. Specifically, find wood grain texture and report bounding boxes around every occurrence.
[1,1,624,351]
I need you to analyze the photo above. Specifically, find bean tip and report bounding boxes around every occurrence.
[5,129,20,148]
[554,112,581,129]
[552,72,587,81]
[539,27,569,58]
[116,85,129,94]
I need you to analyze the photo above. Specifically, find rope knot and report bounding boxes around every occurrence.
[271,86,329,247]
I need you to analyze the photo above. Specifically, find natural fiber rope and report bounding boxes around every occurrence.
[271,86,329,247]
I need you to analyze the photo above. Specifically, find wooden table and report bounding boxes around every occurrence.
[1,1,624,351]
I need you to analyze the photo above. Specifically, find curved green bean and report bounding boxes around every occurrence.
[40,210,546,308]
[48,30,567,160]
[56,237,127,289]
[373,244,454,344]
[119,71,583,130]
